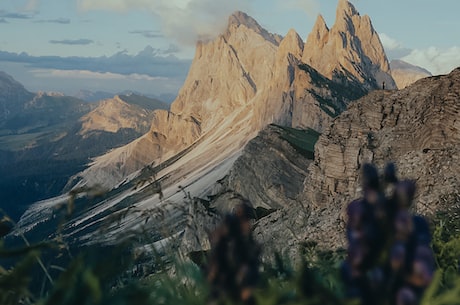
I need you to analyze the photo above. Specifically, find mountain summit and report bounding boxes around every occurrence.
[227,11,283,46]
[19,1,408,248]
[69,4,373,189]
[303,0,396,90]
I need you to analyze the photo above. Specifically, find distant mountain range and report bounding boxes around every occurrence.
[6,0,458,264]
[74,89,176,104]
[0,75,168,220]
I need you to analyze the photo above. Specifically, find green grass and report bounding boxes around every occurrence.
[272,124,321,159]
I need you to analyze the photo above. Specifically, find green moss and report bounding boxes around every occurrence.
[273,124,320,159]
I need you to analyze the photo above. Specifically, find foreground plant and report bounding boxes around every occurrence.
[341,163,436,305]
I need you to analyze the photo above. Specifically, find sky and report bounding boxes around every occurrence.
[1,0,459,99]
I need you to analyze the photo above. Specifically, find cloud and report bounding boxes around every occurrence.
[378,33,460,74]
[77,0,251,45]
[402,46,460,75]
[0,46,191,79]
[378,33,412,59]
[129,30,163,38]
[0,10,34,19]
[30,69,164,81]
[2,61,183,96]
[0,18,7,24]
[49,39,94,45]
[379,33,401,50]
[162,44,180,55]
[34,18,71,24]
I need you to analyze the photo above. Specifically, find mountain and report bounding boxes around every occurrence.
[302,0,396,90]
[255,67,460,258]
[73,90,115,103]
[12,0,400,250]
[390,59,432,89]
[78,94,168,137]
[69,5,383,190]
[0,77,169,220]
[74,89,175,104]
[0,71,35,122]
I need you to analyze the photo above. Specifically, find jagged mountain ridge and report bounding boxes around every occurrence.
[15,1,400,248]
[70,1,390,190]
[303,0,396,90]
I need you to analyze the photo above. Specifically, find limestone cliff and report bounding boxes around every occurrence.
[170,11,279,131]
[255,68,460,257]
[72,8,370,190]
[302,0,396,90]
[212,124,317,211]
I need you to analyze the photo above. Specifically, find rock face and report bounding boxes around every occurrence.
[74,6,379,189]
[302,0,396,90]
[68,110,202,189]
[211,124,318,211]
[255,68,460,258]
[390,59,432,89]
[15,1,405,252]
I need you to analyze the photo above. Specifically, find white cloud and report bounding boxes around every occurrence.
[402,46,460,75]
[379,33,401,50]
[378,33,460,75]
[378,33,412,60]
[30,69,165,81]
[77,0,251,45]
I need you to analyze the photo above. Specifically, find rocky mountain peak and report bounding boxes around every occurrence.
[303,0,396,90]
[78,95,154,137]
[227,11,282,46]
[309,15,329,46]
[278,28,304,59]
[336,0,359,22]
[228,11,260,31]
[65,5,391,191]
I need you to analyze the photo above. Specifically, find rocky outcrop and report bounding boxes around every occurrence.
[302,0,396,90]
[256,68,460,257]
[211,124,317,211]
[390,59,432,89]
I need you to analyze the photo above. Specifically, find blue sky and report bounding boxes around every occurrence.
[1,0,459,98]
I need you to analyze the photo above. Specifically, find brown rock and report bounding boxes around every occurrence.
[302,0,396,90]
